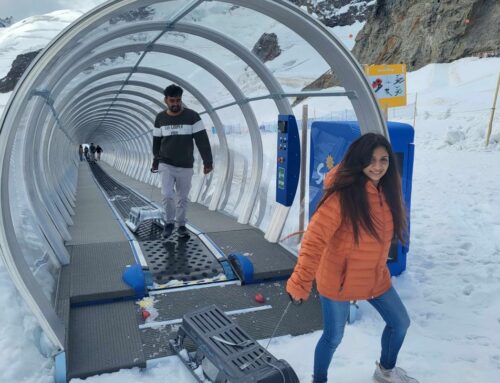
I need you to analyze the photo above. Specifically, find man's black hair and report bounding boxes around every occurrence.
[164,84,183,98]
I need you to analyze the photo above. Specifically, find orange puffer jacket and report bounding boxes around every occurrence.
[286,168,394,301]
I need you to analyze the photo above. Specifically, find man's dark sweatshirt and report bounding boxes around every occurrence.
[152,108,213,168]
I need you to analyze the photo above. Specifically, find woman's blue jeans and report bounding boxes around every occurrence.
[313,286,410,383]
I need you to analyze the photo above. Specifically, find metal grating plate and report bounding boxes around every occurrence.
[139,235,224,284]
[68,300,146,380]
[134,220,163,241]
[89,162,150,219]
[67,242,136,303]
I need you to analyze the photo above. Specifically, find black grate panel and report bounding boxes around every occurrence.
[89,162,150,219]
[139,235,224,284]
[134,220,163,241]
[140,281,322,360]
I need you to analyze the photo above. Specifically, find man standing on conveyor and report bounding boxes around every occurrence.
[151,84,213,239]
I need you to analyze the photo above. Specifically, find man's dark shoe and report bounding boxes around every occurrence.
[162,223,174,238]
[177,225,189,238]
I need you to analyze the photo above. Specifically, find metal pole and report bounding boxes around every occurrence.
[413,92,418,129]
[299,104,308,240]
[485,72,500,146]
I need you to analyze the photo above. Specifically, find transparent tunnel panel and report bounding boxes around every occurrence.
[8,102,59,303]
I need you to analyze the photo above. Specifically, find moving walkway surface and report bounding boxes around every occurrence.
[57,161,322,380]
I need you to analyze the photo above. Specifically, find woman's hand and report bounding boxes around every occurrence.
[287,292,303,305]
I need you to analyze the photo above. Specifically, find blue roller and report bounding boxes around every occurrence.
[122,264,146,299]
[228,253,254,284]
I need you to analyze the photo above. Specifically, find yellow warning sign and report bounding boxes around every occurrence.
[365,64,407,108]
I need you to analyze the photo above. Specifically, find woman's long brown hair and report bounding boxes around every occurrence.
[316,133,407,244]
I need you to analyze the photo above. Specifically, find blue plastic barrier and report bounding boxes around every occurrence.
[309,121,415,276]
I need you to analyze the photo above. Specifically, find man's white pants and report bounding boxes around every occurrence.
[158,163,193,226]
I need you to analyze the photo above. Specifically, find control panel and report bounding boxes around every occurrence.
[276,114,300,206]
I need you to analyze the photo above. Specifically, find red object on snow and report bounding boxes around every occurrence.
[142,310,151,320]
[255,293,265,304]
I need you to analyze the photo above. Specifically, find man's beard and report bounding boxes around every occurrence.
[169,105,181,113]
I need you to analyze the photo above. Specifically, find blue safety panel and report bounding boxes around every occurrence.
[309,121,415,276]
[276,114,301,206]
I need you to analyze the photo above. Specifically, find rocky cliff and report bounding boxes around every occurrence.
[0,50,41,93]
[352,0,500,70]
[0,17,13,28]
[289,0,373,27]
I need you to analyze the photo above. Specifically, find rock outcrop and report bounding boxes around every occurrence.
[0,17,13,28]
[252,33,281,62]
[109,6,154,24]
[0,50,42,93]
[352,0,500,70]
[289,0,373,27]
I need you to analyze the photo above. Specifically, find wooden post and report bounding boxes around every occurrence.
[413,92,418,128]
[485,72,500,146]
[299,104,308,240]
[382,104,389,122]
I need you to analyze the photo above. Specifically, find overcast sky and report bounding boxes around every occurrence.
[0,0,107,22]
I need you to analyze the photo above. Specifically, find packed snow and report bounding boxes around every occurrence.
[0,4,499,383]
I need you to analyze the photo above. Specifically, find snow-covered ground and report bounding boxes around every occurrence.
[1,5,500,383]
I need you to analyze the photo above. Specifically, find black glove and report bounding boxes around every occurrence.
[287,292,303,305]
[203,164,213,174]
[151,158,159,173]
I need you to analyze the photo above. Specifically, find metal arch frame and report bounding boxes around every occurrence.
[35,111,75,227]
[59,70,231,208]
[52,20,293,115]
[74,110,151,179]
[29,102,73,228]
[0,105,66,350]
[72,108,152,179]
[80,118,149,181]
[0,0,389,350]
[65,97,155,179]
[47,43,262,224]
[65,99,156,128]
[63,90,161,119]
[86,120,145,179]
[57,69,231,209]
[15,100,73,262]
[28,96,78,243]
[0,0,208,350]
[43,119,77,218]
[48,19,294,215]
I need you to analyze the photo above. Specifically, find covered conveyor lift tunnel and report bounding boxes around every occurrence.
[0,0,389,379]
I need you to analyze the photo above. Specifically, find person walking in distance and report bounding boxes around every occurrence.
[78,144,84,161]
[96,145,103,161]
[89,142,96,162]
[286,133,418,383]
[151,84,213,239]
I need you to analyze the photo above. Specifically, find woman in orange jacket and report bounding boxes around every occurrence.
[287,133,418,383]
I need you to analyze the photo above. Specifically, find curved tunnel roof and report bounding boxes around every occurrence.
[0,0,386,349]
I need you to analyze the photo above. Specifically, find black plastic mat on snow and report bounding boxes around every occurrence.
[139,280,322,359]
